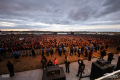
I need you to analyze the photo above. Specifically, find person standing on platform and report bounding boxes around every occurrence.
[108,52,114,64]
[47,59,53,67]
[53,57,58,65]
[7,60,15,77]
[65,59,70,73]
[41,56,47,70]
[76,59,85,78]
[100,50,106,59]
[88,50,93,61]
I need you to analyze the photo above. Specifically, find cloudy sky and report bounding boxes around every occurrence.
[0,0,120,32]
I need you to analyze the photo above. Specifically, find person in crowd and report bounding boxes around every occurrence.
[85,47,88,57]
[50,47,53,57]
[41,56,47,69]
[108,52,114,64]
[7,60,15,77]
[95,45,97,52]
[32,49,36,57]
[47,59,53,67]
[13,51,19,59]
[116,46,120,54]
[70,46,73,56]
[78,47,81,57]
[74,46,77,55]
[0,48,4,61]
[100,45,104,51]
[105,44,109,50]
[91,46,94,52]
[76,58,85,79]
[98,44,100,51]
[59,47,62,56]
[41,47,45,56]
[65,59,70,73]
[46,47,50,56]
[65,53,68,60]
[81,46,84,55]
[63,46,66,55]
[53,57,58,65]
[87,45,90,50]
[88,50,93,61]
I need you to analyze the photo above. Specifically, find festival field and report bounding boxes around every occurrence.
[0,46,117,75]
[0,35,119,74]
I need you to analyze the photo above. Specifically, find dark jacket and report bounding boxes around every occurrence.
[7,61,14,72]
[65,61,70,68]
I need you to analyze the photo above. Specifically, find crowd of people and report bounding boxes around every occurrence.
[0,34,119,57]
[0,34,120,51]
[0,34,120,78]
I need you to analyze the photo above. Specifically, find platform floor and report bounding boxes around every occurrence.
[0,54,119,80]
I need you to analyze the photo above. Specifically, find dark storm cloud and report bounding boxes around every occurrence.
[94,0,120,18]
[0,0,120,31]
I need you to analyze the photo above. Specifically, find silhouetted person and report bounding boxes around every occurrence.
[116,46,120,54]
[76,59,85,79]
[41,56,47,69]
[0,48,4,61]
[88,50,93,61]
[105,44,108,50]
[65,59,70,73]
[47,59,53,67]
[32,49,35,57]
[108,52,114,64]
[7,60,15,77]
[100,50,106,59]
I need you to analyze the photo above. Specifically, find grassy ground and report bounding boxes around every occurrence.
[0,46,117,75]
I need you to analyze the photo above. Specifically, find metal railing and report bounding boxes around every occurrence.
[95,70,120,80]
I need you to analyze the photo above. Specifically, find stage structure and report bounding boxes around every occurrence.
[90,59,114,79]
[42,65,66,80]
